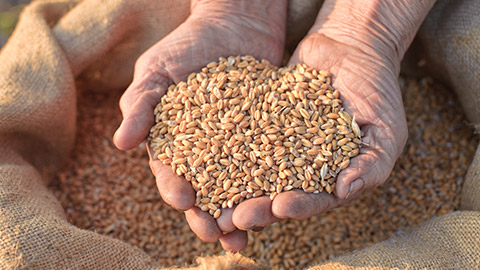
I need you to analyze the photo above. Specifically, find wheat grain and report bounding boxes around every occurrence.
[149,56,361,218]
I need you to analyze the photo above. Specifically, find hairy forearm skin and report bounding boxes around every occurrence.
[311,0,437,72]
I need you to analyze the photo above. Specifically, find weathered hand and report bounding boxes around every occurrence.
[231,0,414,233]
[113,0,286,251]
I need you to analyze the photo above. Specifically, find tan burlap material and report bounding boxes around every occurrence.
[413,0,480,212]
[310,211,480,269]
[0,0,479,269]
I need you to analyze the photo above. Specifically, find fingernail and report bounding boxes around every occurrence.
[346,179,364,199]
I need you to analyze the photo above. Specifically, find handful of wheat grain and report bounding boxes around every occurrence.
[149,55,361,218]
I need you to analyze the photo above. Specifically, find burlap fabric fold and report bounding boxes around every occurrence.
[1,0,479,269]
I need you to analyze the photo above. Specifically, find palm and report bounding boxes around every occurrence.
[135,15,284,86]
[296,33,406,189]
[232,33,407,226]
[114,3,286,251]
[115,8,284,149]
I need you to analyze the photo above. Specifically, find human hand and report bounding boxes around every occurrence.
[231,32,408,231]
[113,0,286,251]
[231,0,437,233]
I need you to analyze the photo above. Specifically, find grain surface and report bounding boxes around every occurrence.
[149,56,361,218]
[50,76,477,269]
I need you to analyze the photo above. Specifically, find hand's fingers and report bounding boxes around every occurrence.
[219,229,248,252]
[150,157,195,211]
[271,190,342,219]
[335,125,396,199]
[113,88,162,150]
[232,196,279,231]
[216,207,236,233]
[113,71,169,150]
[185,207,222,243]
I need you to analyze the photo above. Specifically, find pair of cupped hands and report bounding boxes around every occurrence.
[113,0,407,251]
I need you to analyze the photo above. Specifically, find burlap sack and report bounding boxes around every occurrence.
[310,211,480,269]
[413,0,480,212]
[0,0,236,269]
[402,0,480,211]
[1,0,479,269]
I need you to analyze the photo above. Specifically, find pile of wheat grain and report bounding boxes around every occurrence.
[50,75,477,269]
[149,56,361,218]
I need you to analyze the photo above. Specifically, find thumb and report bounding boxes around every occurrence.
[114,71,169,150]
[335,124,399,199]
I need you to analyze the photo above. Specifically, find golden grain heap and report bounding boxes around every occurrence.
[149,55,361,218]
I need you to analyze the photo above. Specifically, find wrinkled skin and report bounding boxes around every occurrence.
[232,0,414,234]
[114,0,409,251]
[114,0,286,251]
[232,32,408,232]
